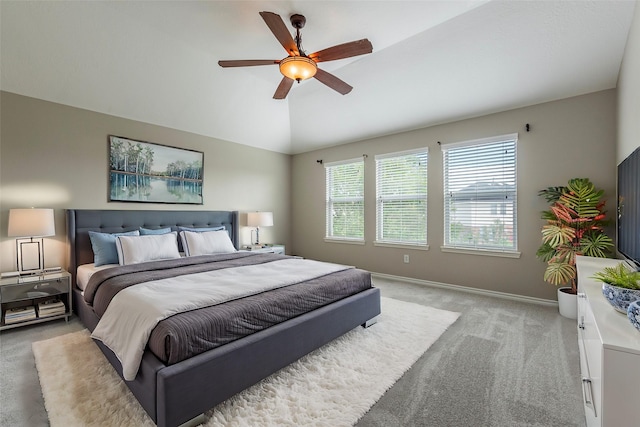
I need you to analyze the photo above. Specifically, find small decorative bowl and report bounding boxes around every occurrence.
[601,282,640,313]
[628,301,640,332]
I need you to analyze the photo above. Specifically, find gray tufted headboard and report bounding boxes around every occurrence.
[66,209,239,286]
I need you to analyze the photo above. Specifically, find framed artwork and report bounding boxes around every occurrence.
[108,135,204,204]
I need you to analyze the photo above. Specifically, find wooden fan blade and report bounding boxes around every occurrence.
[309,39,373,63]
[313,68,353,95]
[259,11,299,56]
[218,60,279,67]
[273,77,294,99]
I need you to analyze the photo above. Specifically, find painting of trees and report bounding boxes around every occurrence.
[108,136,203,204]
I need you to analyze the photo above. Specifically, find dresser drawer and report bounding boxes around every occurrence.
[578,296,601,427]
[0,277,69,302]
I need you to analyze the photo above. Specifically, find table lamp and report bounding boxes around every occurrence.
[247,211,273,247]
[8,208,55,272]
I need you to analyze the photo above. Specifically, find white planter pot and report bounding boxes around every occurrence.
[557,287,577,319]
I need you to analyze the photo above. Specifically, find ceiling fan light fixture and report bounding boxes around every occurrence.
[279,56,317,82]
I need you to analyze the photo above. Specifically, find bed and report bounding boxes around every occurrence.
[66,209,381,427]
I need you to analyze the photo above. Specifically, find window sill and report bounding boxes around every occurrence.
[440,246,521,258]
[374,242,429,251]
[324,238,365,245]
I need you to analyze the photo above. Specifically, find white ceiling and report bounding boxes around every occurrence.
[1,1,635,154]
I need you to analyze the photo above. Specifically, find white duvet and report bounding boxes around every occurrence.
[91,258,352,380]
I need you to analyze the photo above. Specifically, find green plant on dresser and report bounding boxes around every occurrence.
[593,262,640,314]
[592,263,640,289]
[536,178,614,295]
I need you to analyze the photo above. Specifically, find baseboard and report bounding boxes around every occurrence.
[371,272,557,307]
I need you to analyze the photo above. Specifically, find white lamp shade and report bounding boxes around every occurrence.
[247,212,274,227]
[8,208,55,237]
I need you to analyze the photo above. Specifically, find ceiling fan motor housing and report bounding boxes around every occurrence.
[290,14,306,29]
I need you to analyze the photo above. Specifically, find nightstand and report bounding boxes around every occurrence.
[242,244,286,255]
[0,270,72,331]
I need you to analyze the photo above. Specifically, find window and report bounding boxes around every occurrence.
[375,148,428,246]
[442,134,518,254]
[325,158,364,241]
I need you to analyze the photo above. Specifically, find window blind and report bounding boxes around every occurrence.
[375,148,428,246]
[325,158,364,240]
[442,134,517,252]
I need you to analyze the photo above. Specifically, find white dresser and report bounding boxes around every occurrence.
[576,255,640,427]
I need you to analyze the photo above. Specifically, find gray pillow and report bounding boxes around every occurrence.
[177,226,225,232]
[139,227,172,235]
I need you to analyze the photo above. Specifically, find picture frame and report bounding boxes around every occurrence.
[108,135,204,204]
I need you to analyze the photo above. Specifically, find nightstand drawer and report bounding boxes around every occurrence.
[0,277,69,303]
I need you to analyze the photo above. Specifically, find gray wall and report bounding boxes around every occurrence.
[618,0,640,162]
[0,92,291,271]
[291,90,617,301]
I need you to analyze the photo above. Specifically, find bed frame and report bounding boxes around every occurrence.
[66,209,381,427]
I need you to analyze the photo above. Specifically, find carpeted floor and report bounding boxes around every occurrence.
[0,277,585,426]
[32,297,458,427]
[357,278,585,427]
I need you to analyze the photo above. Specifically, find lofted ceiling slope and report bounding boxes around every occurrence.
[0,1,635,154]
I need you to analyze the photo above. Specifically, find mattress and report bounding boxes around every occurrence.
[85,253,373,365]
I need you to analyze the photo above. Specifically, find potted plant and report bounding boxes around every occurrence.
[536,178,614,318]
[592,263,640,313]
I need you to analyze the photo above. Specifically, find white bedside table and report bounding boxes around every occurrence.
[0,270,72,331]
[242,244,285,255]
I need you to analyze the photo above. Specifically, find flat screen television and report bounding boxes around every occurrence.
[617,146,640,269]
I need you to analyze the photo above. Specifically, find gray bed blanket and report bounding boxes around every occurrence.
[85,253,373,365]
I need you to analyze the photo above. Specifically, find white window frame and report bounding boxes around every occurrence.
[374,148,428,249]
[324,157,365,244]
[441,133,520,258]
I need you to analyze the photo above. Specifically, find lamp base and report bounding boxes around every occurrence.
[16,237,45,272]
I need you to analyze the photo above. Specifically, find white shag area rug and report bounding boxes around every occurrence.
[33,297,459,427]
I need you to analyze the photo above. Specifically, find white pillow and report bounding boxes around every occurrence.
[180,230,237,257]
[115,232,181,266]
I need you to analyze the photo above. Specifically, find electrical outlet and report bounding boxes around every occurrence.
[403,254,409,263]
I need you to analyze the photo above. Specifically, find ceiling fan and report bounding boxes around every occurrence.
[218,11,373,99]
